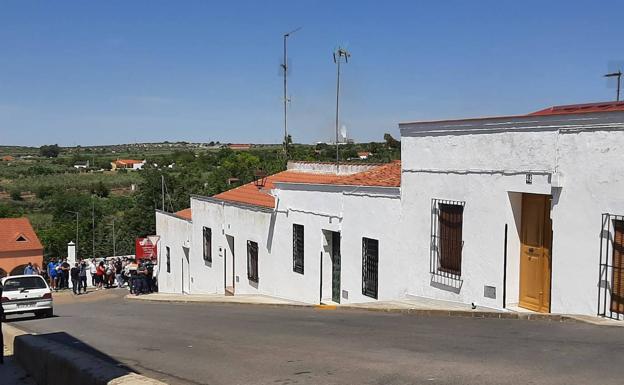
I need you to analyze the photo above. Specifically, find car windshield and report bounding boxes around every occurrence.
[3,276,47,291]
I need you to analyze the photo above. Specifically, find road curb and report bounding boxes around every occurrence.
[3,323,167,385]
[125,294,622,327]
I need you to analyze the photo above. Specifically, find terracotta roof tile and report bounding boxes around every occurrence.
[0,217,43,253]
[175,208,192,220]
[213,162,401,208]
[529,101,624,116]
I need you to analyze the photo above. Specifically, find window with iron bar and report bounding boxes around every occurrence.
[203,227,212,262]
[247,240,259,283]
[293,224,304,274]
[362,237,379,299]
[431,199,465,278]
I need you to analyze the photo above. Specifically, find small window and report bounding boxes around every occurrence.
[16,235,27,242]
[431,199,464,277]
[203,227,212,262]
[293,224,304,274]
[166,246,171,273]
[362,237,379,299]
[247,240,258,283]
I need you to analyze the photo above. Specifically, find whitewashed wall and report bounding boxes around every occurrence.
[156,211,192,294]
[400,112,624,316]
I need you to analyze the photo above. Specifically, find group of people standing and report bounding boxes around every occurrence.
[42,257,158,295]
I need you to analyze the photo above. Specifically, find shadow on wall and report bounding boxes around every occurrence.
[13,331,138,385]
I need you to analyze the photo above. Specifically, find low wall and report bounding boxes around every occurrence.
[3,324,165,385]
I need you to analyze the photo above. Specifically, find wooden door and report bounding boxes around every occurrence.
[611,220,624,313]
[519,194,552,312]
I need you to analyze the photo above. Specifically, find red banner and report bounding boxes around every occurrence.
[135,238,158,260]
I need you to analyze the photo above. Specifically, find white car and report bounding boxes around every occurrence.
[1,275,53,319]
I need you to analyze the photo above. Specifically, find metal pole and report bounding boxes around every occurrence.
[112,219,116,258]
[283,33,288,157]
[335,57,341,173]
[617,74,621,102]
[92,197,95,259]
[161,175,165,211]
[75,212,79,259]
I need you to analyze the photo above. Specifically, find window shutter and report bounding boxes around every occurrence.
[293,224,304,274]
[362,238,379,299]
[438,203,463,275]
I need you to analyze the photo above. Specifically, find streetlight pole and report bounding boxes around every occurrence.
[66,211,79,258]
[109,218,116,258]
[333,47,350,173]
[282,27,301,158]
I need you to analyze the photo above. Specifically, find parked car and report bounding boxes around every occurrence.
[1,275,53,320]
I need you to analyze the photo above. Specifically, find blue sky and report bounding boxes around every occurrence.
[0,1,621,146]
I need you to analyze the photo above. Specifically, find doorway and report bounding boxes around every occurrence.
[519,193,552,312]
[225,235,235,296]
[321,230,341,304]
[182,247,190,294]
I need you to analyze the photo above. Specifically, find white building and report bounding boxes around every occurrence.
[399,101,624,319]
[156,101,624,319]
[156,161,403,304]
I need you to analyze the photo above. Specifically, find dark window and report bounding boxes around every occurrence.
[3,276,47,291]
[431,199,464,277]
[293,224,304,274]
[203,227,212,262]
[166,246,171,273]
[247,240,258,283]
[362,237,379,299]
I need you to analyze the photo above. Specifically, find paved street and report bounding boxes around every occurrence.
[6,289,624,385]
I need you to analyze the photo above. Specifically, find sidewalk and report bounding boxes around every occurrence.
[127,292,311,307]
[126,292,624,327]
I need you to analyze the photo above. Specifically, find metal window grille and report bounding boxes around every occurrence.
[166,246,171,273]
[362,237,379,299]
[203,227,212,262]
[293,224,304,274]
[247,240,259,283]
[598,214,624,320]
[431,199,465,278]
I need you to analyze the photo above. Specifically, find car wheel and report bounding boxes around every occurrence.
[44,309,54,318]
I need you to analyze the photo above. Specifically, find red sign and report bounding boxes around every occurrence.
[135,238,157,260]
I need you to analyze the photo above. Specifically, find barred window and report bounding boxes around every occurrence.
[247,240,259,283]
[431,199,464,277]
[362,237,379,299]
[293,224,304,274]
[166,246,171,273]
[203,227,212,262]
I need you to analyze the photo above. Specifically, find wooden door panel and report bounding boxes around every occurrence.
[519,194,552,313]
[611,221,624,313]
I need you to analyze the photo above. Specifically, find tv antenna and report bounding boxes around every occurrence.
[605,70,622,101]
[333,47,350,172]
[282,27,301,158]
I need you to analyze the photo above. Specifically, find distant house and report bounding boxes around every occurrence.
[73,160,90,169]
[0,218,44,277]
[111,159,145,171]
[228,144,252,150]
[357,151,372,160]
[1,155,15,162]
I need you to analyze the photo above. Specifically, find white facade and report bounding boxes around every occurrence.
[400,111,624,317]
[156,108,624,318]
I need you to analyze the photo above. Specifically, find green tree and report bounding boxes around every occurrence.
[40,144,61,158]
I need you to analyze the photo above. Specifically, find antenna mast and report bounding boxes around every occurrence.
[333,47,350,173]
[282,27,301,158]
[605,71,622,101]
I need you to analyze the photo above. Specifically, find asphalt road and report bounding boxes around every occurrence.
[6,289,624,385]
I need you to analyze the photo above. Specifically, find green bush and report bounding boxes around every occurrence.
[10,189,23,201]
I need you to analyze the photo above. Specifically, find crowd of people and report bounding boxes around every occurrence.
[40,257,159,296]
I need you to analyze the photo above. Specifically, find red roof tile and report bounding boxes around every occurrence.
[213,162,401,208]
[175,208,192,220]
[0,218,43,253]
[529,101,624,116]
